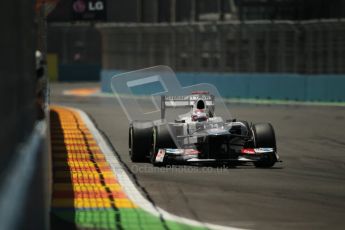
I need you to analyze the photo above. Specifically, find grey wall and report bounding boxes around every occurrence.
[0,1,50,229]
[0,0,36,173]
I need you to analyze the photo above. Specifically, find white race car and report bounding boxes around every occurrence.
[129,91,280,167]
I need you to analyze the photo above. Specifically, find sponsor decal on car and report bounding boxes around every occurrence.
[155,149,166,162]
[184,149,200,155]
[165,148,200,156]
[241,148,256,154]
[166,149,184,154]
[254,148,274,153]
[241,148,274,154]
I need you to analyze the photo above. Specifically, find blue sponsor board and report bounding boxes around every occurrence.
[101,69,345,102]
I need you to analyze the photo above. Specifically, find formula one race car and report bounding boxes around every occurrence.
[129,91,279,167]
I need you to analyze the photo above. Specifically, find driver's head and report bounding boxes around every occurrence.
[191,110,208,122]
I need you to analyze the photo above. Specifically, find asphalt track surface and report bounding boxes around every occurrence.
[51,82,345,230]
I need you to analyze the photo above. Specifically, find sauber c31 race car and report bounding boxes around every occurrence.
[129,91,280,167]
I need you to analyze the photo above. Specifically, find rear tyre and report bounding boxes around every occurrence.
[151,124,176,166]
[129,121,153,162]
[252,123,277,168]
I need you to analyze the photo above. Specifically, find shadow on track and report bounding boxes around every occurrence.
[50,110,76,230]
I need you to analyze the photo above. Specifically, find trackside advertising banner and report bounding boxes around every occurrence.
[72,0,107,21]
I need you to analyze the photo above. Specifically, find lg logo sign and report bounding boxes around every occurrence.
[89,1,104,11]
[72,0,106,21]
[73,0,104,13]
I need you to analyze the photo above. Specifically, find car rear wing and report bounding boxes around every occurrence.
[161,94,214,119]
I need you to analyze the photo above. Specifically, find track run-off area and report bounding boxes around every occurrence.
[51,83,345,230]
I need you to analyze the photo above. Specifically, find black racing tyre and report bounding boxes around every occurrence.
[252,123,277,168]
[151,124,176,166]
[129,121,153,162]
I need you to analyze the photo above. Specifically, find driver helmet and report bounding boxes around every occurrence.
[191,109,208,122]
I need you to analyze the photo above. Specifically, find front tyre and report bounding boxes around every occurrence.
[129,121,153,162]
[252,123,277,168]
[151,124,176,166]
